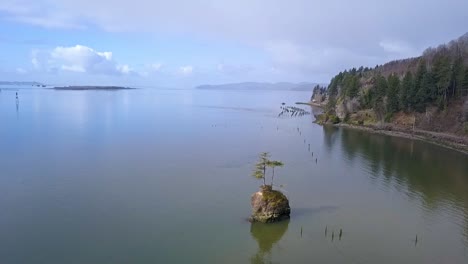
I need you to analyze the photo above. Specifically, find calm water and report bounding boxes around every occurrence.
[1,87,468,263]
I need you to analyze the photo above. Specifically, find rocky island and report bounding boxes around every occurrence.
[249,152,290,223]
[250,185,290,223]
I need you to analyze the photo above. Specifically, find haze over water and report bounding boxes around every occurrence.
[1,87,467,263]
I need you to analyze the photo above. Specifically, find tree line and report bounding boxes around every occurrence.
[326,33,468,118]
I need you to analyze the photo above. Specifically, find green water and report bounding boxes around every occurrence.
[0,87,467,263]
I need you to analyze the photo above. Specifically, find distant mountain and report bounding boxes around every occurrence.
[0,81,44,86]
[196,82,322,91]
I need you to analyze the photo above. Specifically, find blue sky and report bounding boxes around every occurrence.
[1,0,467,87]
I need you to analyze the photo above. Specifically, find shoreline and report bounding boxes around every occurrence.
[328,122,468,155]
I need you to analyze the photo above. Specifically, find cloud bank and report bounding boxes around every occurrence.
[31,45,131,75]
[1,0,468,83]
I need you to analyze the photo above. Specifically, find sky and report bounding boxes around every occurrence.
[0,0,467,88]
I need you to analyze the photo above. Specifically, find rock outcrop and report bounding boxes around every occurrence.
[250,185,290,223]
[336,98,360,120]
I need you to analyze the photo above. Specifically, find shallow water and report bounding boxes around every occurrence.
[0,87,467,263]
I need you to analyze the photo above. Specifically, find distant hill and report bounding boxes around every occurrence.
[0,81,44,86]
[196,82,322,91]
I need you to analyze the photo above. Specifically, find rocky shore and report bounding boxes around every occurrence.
[326,122,468,155]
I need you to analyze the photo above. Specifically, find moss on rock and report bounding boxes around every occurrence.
[250,186,290,223]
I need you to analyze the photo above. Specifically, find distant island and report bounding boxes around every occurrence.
[196,82,323,91]
[52,86,135,90]
[0,81,45,87]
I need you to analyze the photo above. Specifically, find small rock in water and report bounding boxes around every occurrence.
[249,185,290,223]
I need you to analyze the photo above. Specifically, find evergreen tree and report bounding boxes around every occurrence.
[266,160,284,187]
[411,59,427,110]
[432,53,451,107]
[400,71,413,111]
[386,74,400,113]
[462,68,468,97]
[341,73,353,97]
[451,56,464,98]
[252,152,270,186]
[373,74,387,121]
[415,72,436,112]
[326,95,337,111]
[327,75,339,97]
[426,71,438,101]
[347,75,360,98]
[374,74,387,101]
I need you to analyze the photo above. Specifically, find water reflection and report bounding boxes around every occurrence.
[250,220,289,264]
[324,127,468,243]
[323,125,339,151]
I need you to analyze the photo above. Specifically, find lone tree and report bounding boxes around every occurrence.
[267,160,284,187]
[252,152,284,187]
[250,152,290,223]
[252,152,270,186]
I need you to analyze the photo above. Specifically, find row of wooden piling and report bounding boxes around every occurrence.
[299,225,419,246]
[297,126,318,164]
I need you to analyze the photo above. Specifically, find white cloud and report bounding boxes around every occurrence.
[60,64,84,72]
[31,45,132,75]
[31,57,39,68]
[16,67,27,74]
[217,63,253,76]
[265,41,381,76]
[3,0,468,82]
[140,63,163,77]
[117,64,131,74]
[265,41,307,69]
[179,65,193,75]
[379,40,415,56]
[150,63,162,71]
[11,15,84,29]
[0,1,83,29]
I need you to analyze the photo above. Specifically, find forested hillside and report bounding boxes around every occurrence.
[318,33,468,137]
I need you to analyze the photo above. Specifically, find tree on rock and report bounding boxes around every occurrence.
[267,160,284,187]
[250,152,290,223]
[252,152,270,186]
